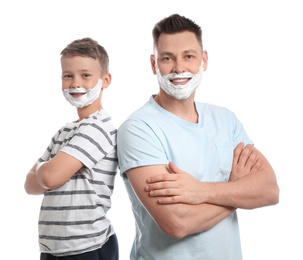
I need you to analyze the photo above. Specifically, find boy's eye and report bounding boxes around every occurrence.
[63,74,72,79]
[82,73,90,78]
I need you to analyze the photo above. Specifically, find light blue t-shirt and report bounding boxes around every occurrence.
[117,96,252,260]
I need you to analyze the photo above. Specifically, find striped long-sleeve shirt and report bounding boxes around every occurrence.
[37,109,118,256]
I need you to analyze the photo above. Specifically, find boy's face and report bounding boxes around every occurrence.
[61,55,102,92]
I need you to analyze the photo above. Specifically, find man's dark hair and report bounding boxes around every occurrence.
[152,14,203,50]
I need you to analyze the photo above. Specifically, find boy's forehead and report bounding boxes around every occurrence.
[61,55,101,70]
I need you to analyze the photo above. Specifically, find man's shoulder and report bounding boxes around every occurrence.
[120,100,153,124]
[196,101,233,114]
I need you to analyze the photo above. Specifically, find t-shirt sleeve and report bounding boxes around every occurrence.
[36,129,62,164]
[61,121,115,169]
[117,119,169,176]
[228,109,253,147]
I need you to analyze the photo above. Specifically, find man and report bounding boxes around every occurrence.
[117,14,279,260]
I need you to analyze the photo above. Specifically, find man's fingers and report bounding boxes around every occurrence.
[251,158,263,172]
[246,150,257,166]
[149,187,179,197]
[232,142,244,166]
[237,144,254,167]
[146,173,176,183]
[168,162,179,174]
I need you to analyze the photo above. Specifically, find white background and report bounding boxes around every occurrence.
[1,0,302,259]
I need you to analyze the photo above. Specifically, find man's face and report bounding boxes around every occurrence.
[151,31,207,77]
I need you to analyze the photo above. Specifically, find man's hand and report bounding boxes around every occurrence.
[145,142,263,205]
[229,142,263,181]
[145,162,203,204]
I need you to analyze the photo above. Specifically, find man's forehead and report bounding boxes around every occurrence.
[156,33,201,53]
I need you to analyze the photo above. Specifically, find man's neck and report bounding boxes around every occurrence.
[154,93,198,123]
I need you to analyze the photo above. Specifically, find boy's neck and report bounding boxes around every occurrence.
[77,103,102,121]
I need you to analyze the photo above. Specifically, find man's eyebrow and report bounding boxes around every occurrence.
[158,51,174,56]
[184,49,198,54]
[159,49,198,56]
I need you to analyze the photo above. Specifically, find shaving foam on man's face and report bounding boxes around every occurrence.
[63,78,102,108]
[156,65,203,100]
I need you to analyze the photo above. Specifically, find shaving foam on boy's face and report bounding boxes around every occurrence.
[63,79,102,108]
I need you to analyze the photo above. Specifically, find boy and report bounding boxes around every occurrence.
[24,38,119,260]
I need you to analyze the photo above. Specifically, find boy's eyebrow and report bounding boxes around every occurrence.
[62,69,91,74]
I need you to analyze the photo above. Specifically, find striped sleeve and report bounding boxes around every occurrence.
[61,115,116,169]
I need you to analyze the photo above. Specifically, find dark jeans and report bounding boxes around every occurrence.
[40,234,119,260]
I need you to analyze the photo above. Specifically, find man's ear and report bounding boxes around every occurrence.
[202,50,208,71]
[150,54,157,75]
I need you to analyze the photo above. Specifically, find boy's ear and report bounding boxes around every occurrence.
[101,73,112,89]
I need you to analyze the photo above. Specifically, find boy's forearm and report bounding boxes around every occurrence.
[24,170,48,195]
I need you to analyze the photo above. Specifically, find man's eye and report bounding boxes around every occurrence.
[162,57,172,61]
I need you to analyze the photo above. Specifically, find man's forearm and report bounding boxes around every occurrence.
[201,168,279,209]
[174,202,236,237]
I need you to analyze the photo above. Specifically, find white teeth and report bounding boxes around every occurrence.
[68,87,87,94]
[172,78,188,83]
[69,91,86,94]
